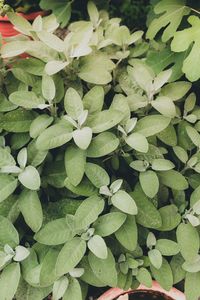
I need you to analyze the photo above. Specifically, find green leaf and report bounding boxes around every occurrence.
[64,88,83,120]
[7,12,33,35]
[94,212,127,237]
[36,123,73,150]
[0,174,18,203]
[56,237,86,276]
[83,86,104,114]
[42,74,55,101]
[171,16,200,81]
[125,133,149,153]
[79,53,115,85]
[0,216,19,248]
[88,235,108,259]
[176,223,200,262]
[0,147,15,168]
[0,262,20,300]
[18,190,43,233]
[30,115,54,139]
[131,184,162,229]
[115,215,138,251]
[63,278,82,300]
[73,127,93,150]
[185,272,200,300]
[16,58,45,76]
[148,249,162,269]
[156,239,180,256]
[135,115,171,137]
[16,279,52,300]
[186,126,200,147]
[0,92,17,112]
[88,249,117,287]
[74,195,104,230]
[150,258,173,291]
[157,124,177,146]
[17,148,27,169]
[170,254,186,284]
[87,110,123,133]
[111,191,138,215]
[85,163,110,188]
[37,31,65,52]
[65,145,86,186]
[158,170,188,190]
[45,60,68,76]
[53,277,69,300]
[18,166,41,191]
[152,97,176,117]
[9,91,44,109]
[146,0,190,42]
[139,170,159,198]
[161,81,192,101]
[64,177,98,197]
[136,267,152,288]
[1,41,28,58]
[173,146,188,163]
[11,68,36,87]
[34,218,73,246]
[79,256,105,287]
[158,205,181,231]
[40,248,59,287]
[0,108,37,132]
[87,132,119,158]
[151,159,175,171]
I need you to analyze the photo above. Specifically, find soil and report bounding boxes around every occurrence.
[115,290,175,300]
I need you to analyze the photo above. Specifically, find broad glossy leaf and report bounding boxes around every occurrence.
[111,190,138,215]
[36,123,73,150]
[85,163,110,188]
[65,145,86,186]
[88,235,108,259]
[87,132,119,158]
[0,262,20,300]
[176,223,200,262]
[88,249,117,287]
[125,133,148,153]
[34,218,73,245]
[94,212,127,237]
[135,115,171,137]
[74,195,104,230]
[115,215,138,251]
[18,190,43,233]
[139,171,159,198]
[56,237,86,276]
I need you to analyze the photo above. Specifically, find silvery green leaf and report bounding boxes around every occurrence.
[130,160,148,172]
[152,96,176,117]
[73,127,93,150]
[7,12,32,35]
[94,212,127,237]
[186,214,200,227]
[13,246,30,262]
[18,166,41,191]
[0,252,13,269]
[53,277,69,300]
[32,15,43,32]
[158,170,188,190]
[193,200,200,215]
[136,267,152,288]
[118,125,127,136]
[85,163,110,188]
[182,255,200,273]
[87,110,123,133]
[151,159,175,171]
[135,115,171,137]
[111,190,138,215]
[77,110,88,127]
[173,146,188,163]
[0,262,20,300]
[99,186,112,197]
[153,69,172,92]
[4,245,15,256]
[88,235,108,259]
[37,31,65,52]
[1,41,28,58]
[45,61,69,76]
[9,91,45,109]
[148,249,162,269]
[185,114,198,124]
[155,239,180,256]
[185,272,200,300]
[63,115,78,128]
[125,132,149,153]
[37,104,51,110]
[17,148,27,169]
[139,171,159,198]
[128,30,143,45]
[184,93,196,113]
[150,258,173,291]
[83,86,104,114]
[115,215,138,251]
[110,179,123,194]
[125,118,137,134]
[64,88,83,120]
[0,216,19,248]
[0,175,18,203]
[69,268,84,278]
[186,126,200,147]
[147,232,157,248]
[63,278,82,300]
[187,156,198,168]
[0,147,16,168]
[0,166,22,174]
[30,114,54,139]
[161,81,192,101]
[87,1,99,26]
[42,74,56,101]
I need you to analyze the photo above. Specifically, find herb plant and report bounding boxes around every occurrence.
[0,1,200,300]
